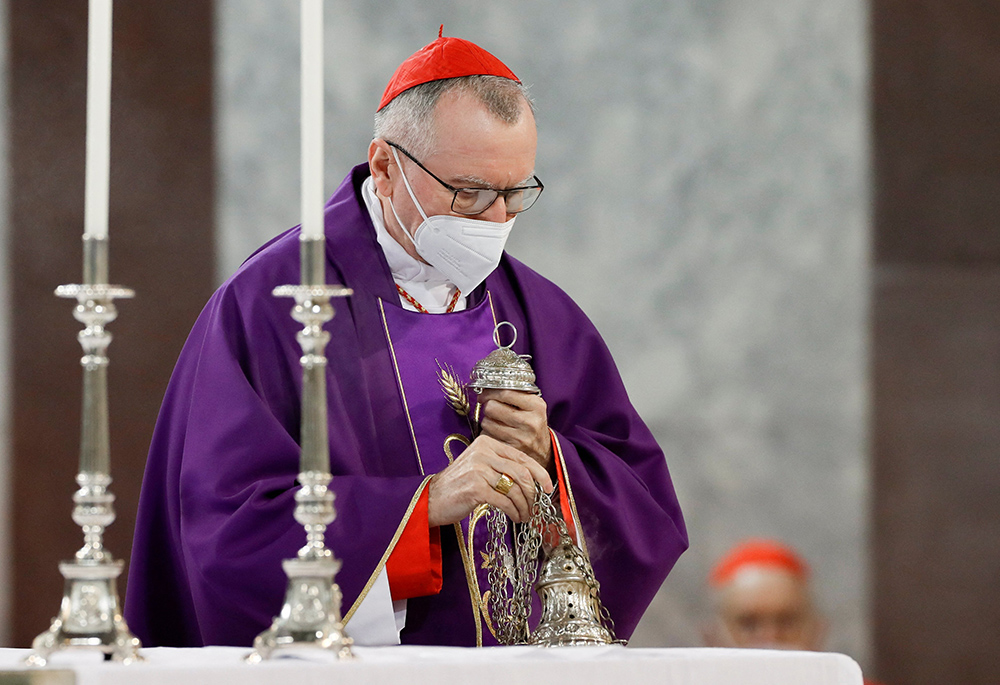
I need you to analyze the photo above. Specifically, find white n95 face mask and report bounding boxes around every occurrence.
[389,147,515,295]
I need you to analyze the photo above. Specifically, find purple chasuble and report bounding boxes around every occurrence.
[125,164,688,649]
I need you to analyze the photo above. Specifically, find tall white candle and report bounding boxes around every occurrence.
[84,0,113,240]
[300,0,324,241]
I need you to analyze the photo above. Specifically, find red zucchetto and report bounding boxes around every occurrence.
[709,538,810,587]
[377,26,520,111]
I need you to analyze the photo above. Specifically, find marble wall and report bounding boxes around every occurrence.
[216,0,870,663]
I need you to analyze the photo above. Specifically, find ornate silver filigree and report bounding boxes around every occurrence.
[467,324,617,646]
[528,507,618,646]
[468,322,540,395]
[482,484,618,646]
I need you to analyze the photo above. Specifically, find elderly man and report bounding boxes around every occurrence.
[703,538,826,651]
[704,539,884,685]
[125,31,687,648]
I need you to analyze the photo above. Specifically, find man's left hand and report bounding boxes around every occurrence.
[478,388,552,471]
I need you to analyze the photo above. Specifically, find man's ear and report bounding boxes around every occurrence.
[368,139,394,198]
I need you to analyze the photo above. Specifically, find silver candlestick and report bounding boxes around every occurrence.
[246,235,354,662]
[26,235,143,666]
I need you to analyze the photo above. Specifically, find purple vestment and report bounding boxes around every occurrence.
[124,164,688,648]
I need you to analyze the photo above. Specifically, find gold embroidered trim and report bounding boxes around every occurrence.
[465,291,496,646]
[486,291,497,330]
[378,297,426,475]
[552,429,589,557]
[343,475,433,624]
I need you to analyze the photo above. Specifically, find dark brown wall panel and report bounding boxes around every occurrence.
[873,268,1000,685]
[873,1,1000,264]
[8,3,214,647]
[872,0,1000,683]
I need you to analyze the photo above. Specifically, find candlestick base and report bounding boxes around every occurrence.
[245,557,354,663]
[25,559,143,666]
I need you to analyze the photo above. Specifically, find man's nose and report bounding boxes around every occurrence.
[477,195,511,223]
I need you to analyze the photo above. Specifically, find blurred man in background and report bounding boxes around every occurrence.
[703,538,884,685]
[703,538,825,650]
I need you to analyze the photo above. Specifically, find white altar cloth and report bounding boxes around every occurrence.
[0,645,863,685]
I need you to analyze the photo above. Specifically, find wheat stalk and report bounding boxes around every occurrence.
[436,360,479,437]
[437,361,470,416]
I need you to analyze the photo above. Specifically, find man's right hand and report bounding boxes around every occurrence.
[426,434,553,527]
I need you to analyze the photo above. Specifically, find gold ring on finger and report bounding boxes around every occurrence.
[493,473,514,496]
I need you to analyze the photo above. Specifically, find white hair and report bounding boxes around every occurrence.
[373,75,534,159]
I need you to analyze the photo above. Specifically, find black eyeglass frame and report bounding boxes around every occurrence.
[385,140,544,216]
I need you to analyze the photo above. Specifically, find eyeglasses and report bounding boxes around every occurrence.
[386,141,544,216]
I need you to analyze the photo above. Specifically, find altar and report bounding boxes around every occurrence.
[0,645,862,685]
